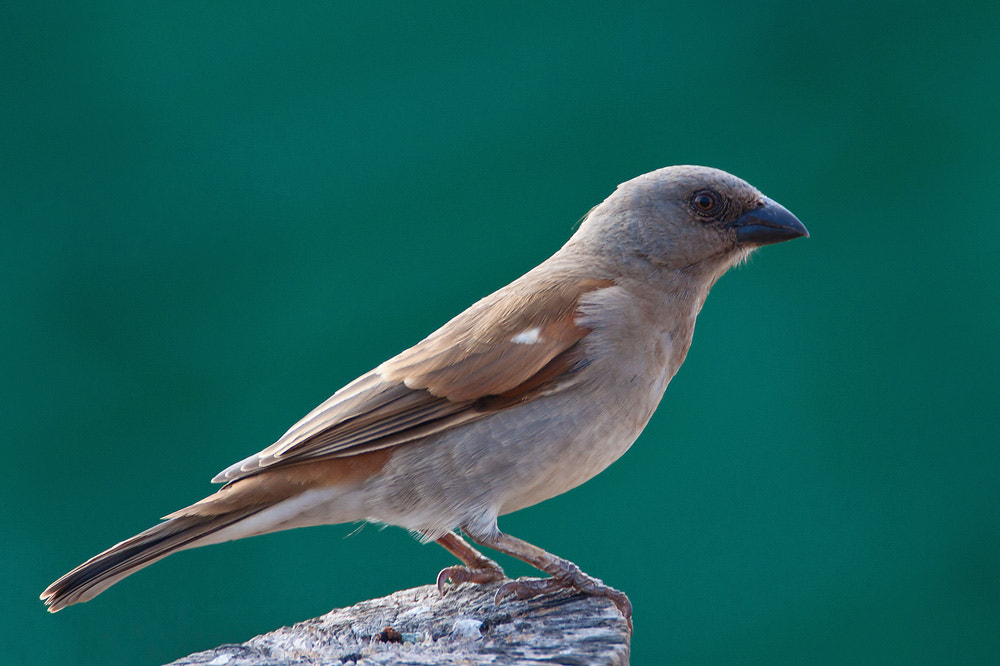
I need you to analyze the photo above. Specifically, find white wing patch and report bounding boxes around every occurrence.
[510,327,543,345]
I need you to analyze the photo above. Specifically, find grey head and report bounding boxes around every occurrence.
[568,165,808,282]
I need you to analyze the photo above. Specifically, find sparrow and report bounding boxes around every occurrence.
[41,165,808,626]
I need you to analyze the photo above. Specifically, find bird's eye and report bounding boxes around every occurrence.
[691,189,719,215]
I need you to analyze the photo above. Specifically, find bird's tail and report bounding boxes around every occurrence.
[41,458,370,612]
[40,503,265,612]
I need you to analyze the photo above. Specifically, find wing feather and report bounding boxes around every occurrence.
[213,276,614,484]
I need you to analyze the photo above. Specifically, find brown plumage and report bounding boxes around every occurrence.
[41,165,808,623]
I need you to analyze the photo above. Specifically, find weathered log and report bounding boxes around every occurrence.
[168,582,630,665]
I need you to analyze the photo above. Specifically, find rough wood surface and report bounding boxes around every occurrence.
[167,582,630,665]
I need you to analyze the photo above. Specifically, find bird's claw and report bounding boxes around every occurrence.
[436,563,506,595]
[494,575,633,631]
[494,577,565,602]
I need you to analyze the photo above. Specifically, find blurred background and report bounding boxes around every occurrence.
[3,2,998,664]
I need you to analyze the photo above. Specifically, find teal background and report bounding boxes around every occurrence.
[3,2,998,664]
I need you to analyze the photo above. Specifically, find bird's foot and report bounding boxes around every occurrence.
[435,531,507,594]
[436,560,506,594]
[495,571,633,630]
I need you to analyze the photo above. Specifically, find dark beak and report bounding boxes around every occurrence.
[734,197,809,246]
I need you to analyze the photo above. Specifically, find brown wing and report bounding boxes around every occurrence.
[212,276,614,483]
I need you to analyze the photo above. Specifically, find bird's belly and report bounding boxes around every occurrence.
[494,386,658,514]
[358,363,667,538]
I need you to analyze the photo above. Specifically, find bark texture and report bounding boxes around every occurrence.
[168,582,630,665]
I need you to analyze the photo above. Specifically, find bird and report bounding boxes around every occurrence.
[41,165,808,625]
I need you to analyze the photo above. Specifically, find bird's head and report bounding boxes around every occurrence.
[571,165,808,282]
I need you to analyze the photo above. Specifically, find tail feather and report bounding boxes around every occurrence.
[41,459,367,612]
[40,507,261,612]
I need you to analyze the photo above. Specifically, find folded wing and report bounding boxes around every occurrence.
[213,277,614,484]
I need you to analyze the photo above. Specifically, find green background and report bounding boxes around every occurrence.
[4,2,998,664]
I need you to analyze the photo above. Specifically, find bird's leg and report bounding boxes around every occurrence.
[464,528,632,628]
[434,531,506,593]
